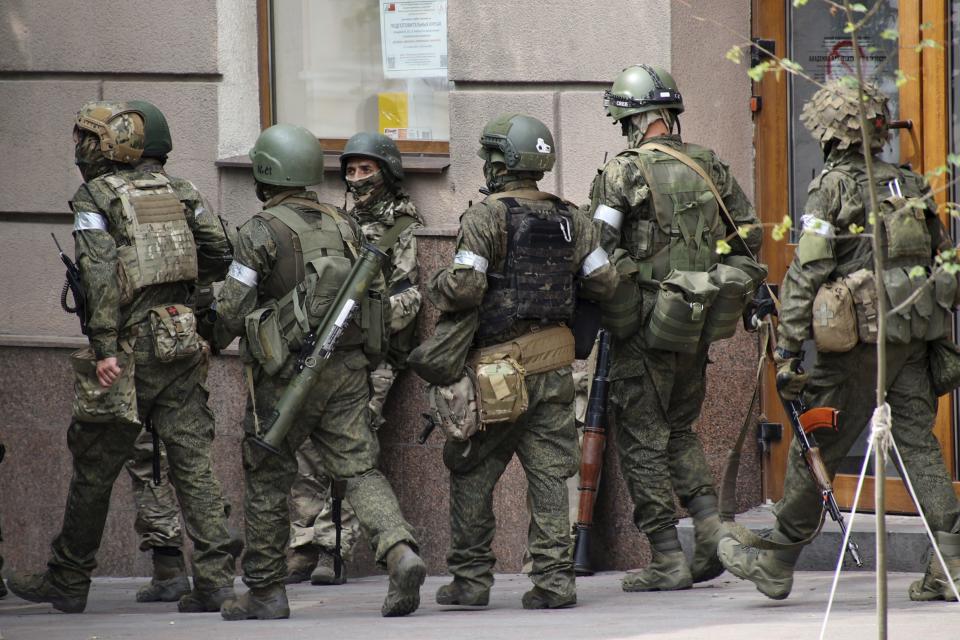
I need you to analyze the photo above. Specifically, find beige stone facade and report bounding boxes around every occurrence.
[0,0,760,577]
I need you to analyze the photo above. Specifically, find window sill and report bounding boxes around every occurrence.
[216,151,450,174]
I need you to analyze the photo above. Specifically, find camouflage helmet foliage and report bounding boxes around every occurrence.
[74,101,146,164]
[249,124,325,187]
[604,65,684,123]
[801,77,891,151]
[127,100,172,158]
[477,114,555,173]
[340,132,404,184]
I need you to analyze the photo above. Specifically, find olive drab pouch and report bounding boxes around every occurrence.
[147,304,201,362]
[879,193,931,262]
[929,338,960,396]
[882,267,925,344]
[844,269,879,344]
[811,279,858,352]
[926,270,958,342]
[361,289,388,366]
[702,263,755,342]
[721,254,769,292]
[600,248,643,340]
[474,357,529,424]
[645,270,719,353]
[407,308,479,385]
[244,304,289,375]
[427,370,481,442]
[71,346,139,425]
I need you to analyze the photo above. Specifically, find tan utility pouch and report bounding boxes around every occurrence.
[244,304,289,375]
[474,357,529,424]
[645,270,719,353]
[468,325,575,375]
[844,269,879,344]
[427,370,482,442]
[812,279,858,352]
[148,304,201,362]
[71,345,139,425]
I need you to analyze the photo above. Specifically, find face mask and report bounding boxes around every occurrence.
[482,160,510,193]
[626,109,674,147]
[347,170,387,207]
[74,131,115,182]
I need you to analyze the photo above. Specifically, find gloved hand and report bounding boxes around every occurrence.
[774,347,808,401]
[743,286,777,332]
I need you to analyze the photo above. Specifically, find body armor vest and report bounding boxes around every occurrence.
[475,194,577,342]
[619,143,724,281]
[99,172,198,304]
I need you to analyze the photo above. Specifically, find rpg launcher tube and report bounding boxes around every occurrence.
[252,243,387,454]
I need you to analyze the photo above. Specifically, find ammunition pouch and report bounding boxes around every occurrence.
[600,249,643,340]
[71,344,139,426]
[244,303,296,376]
[148,303,202,362]
[811,279,858,353]
[645,270,719,353]
[361,290,388,367]
[882,266,953,344]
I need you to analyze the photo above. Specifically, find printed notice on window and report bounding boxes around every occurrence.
[380,1,447,79]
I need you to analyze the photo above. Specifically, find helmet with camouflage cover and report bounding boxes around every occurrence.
[801,77,890,151]
[477,114,555,173]
[340,132,404,184]
[249,123,325,187]
[604,65,684,123]
[74,101,146,164]
[127,100,172,159]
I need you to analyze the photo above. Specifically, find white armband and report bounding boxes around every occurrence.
[801,214,835,238]
[593,204,624,230]
[73,211,108,232]
[453,250,489,274]
[227,260,258,287]
[580,247,610,276]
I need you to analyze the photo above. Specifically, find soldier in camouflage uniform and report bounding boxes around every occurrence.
[429,114,617,609]
[719,78,960,602]
[214,124,425,620]
[7,101,237,614]
[589,65,763,591]
[286,133,423,586]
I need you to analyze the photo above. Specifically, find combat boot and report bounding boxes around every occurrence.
[909,531,960,602]
[7,571,87,613]
[717,527,801,600]
[381,542,426,617]
[136,549,191,603]
[310,548,346,585]
[284,544,319,584]
[177,585,235,613]
[221,584,290,620]
[521,586,577,609]
[435,579,490,606]
[688,495,725,583]
[622,528,692,592]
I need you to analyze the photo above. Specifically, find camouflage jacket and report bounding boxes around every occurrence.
[778,149,947,352]
[351,192,423,333]
[214,190,363,341]
[429,180,617,345]
[71,163,231,359]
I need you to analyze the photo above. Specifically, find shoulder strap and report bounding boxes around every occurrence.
[485,189,559,203]
[278,197,358,260]
[376,214,418,253]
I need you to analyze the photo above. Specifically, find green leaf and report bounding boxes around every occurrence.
[915,38,941,53]
[908,266,926,279]
[880,28,899,41]
[737,224,752,239]
[771,215,792,242]
[947,153,960,167]
[780,58,803,73]
[715,239,732,255]
[792,0,808,6]
[747,61,773,82]
[851,3,867,12]
[848,223,865,235]
[843,22,856,34]
[920,21,933,31]
[894,69,908,88]
[725,45,743,64]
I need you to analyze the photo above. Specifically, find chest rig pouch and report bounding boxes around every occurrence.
[476,194,577,343]
[102,173,199,304]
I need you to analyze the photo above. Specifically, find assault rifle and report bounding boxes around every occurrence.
[52,233,88,335]
[252,243,388,454]
[330,479,347,584]
[572,329,612,576]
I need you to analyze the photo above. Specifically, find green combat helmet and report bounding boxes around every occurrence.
[477,114,555,172]
[127,100,172,159]
[604,65,684,123]
[74,101,146,164]
[801,77,890,151]
[340,132,404,184]
[249,123,325,186]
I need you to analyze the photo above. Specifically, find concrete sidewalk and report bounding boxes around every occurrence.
[1,571,956,640]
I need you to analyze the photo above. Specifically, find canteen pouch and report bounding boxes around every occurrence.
[427,370,481,442]
[929,338,960,396]
[811,279,859,353]
[600,249,643,340]
[844,269,879,344]
[703,263,754,342]
[244,305,289,375]
[645,270,719,353]
[148,304,201,362]
[71,346,139,425]
[474,357,529,424]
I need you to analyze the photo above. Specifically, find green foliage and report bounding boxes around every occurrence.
[748,60,775,82]
[880,28,899,41]
[908,266,927,279]
[780,58,803,73]
[915,38,940,53]
[771,215,792,242]
[725,45,743,64]
[737,224,753,239]
[715,239,732,255]
[849,223,865,235]
[850,3,868,12]
[792,0,808,6]
[894,69,909,88]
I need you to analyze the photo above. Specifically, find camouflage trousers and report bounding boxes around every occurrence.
[609,348,716,535]
[48,337,234,594]
[367,362,397,429]
[240,348,417,589]
[288,438,361,559]
[443,367,578,600]
[125,429,183,551]
[775,341,960,540]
